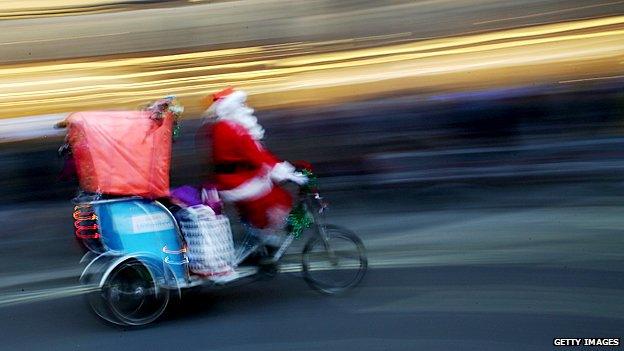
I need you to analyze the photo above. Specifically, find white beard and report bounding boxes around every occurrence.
[202,90,265,140]
[222,106,265,140]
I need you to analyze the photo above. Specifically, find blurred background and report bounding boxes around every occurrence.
[0,1,623,350]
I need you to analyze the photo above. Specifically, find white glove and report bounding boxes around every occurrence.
[270,162,308,185]
[288,171,309,186]
[270,162,296,183]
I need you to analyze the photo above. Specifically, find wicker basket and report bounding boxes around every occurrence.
[178,206,235,276]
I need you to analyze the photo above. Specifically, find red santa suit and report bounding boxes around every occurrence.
[202,88,306,229]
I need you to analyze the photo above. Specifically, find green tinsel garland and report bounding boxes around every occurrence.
[300,169,318,192]
[287,203,313,238]
[287,169,318,237]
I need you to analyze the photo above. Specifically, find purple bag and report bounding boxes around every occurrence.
[171,184,223,215]
[170,185,203,207]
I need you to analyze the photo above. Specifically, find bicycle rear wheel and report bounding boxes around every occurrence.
[301,225,367,295]
[87,259,169,326]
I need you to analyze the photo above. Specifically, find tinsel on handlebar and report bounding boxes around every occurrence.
[298,168,319,194]
[286,166,327,238]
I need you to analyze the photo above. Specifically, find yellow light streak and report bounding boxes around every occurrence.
[2,27,622,101]
[1,15,624,118]
[0,60,274,89]
[0,47,266,76]
[272,15,624,67]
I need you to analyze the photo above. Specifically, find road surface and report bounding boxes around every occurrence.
[1,182,623,350]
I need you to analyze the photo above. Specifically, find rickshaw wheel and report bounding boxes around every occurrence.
[89,259,170,326]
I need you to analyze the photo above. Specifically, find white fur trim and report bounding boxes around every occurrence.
[218,172,273,202]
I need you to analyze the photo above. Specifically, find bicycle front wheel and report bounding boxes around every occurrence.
[301,225,367,295]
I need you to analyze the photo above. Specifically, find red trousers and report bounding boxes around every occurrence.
[235,185,292,229]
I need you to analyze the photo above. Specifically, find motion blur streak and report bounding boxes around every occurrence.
[1,1,624,348]
[1,15,624,118]
[473,0,624,24]
[0,0,186,19]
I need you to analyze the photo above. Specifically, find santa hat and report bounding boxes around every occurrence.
[203,87,248,120]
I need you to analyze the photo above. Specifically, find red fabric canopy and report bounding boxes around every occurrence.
[67,110,173,198]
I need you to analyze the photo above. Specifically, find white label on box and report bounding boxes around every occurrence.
[131,213,174,233]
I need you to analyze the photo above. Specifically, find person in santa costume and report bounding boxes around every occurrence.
[200,87,307,233]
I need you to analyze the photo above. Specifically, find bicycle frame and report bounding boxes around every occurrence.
[305,192,339,264]
[264,190,332,264]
